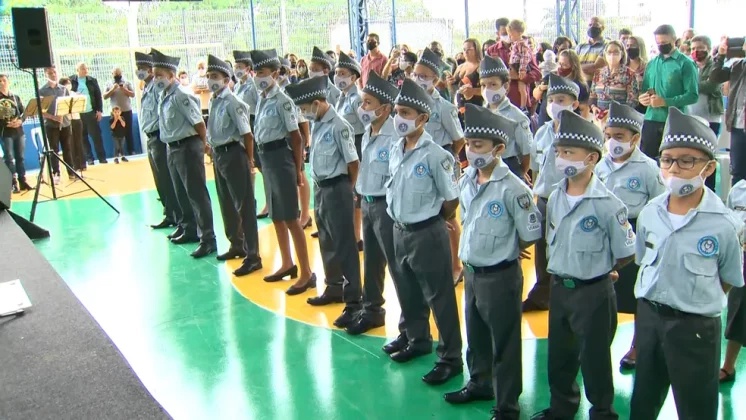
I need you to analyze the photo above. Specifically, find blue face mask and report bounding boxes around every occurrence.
[466,147,497,169]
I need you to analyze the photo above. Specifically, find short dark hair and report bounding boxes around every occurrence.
[495,17,510,30]
[619,28,633,36]
[654,25,677,38]
[402,51,417,63]
[368,33,380,42]
[0,74,8,79]
[691,35,712,49]
[58,77,70,85]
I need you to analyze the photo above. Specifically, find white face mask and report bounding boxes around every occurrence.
[334,75,352,90]
[154,77,170,92]
[413,75,434,91]
[482,86,506,105]
[555,155,589,178]
[357,105,382,125]
[661,167,707,197]
[302,103,318,121]
[394,114,419,136]
[548,102,574,120]
[208,79,225,93]
[607,138,634,159]
[500,35,510,43]
[466,147,497,169]
[234,69,246,79]
[254,75,274,90]
[136,70,148,81]
[398,60,412,70]
[309,70,325,78]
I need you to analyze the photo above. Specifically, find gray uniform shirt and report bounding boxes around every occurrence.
[386,131,459,224]
[104,79,134,112]
[532,122,562,199]
[635,189,745,317]
[546,175,636,280]
[254,84,298,144]
[356,117,397,197]
[139,79,159,135]
[425,89,464,147]
[488,97,533,159]
[595,147,666,218]
[336,84,365,135]
[233,78,259,115]
[38,83,71,128]
[327,83,341,109]
[309,107,359,181]
[459,164,542,266]
[158,82,203,143]
[207,88,252,147]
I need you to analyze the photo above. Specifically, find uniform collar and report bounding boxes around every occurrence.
[213,87,232,100]
[464,160,511,184]
[497,96,511,111]
[396,130,434,152]
[319,105,338,123]
[342,84,358,96]
[372,116,395,137]
[651,187,727,215]
[263,83,280,99]
[430,89,441,100]
[558,173,608,198]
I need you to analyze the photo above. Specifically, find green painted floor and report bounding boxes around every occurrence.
[9,182,746,420]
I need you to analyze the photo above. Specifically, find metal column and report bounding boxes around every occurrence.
[390,0,397,48]
[556,0,581,44]
[249,0,257,49]
[464,0,470,39]
[348,0,369,59]
[688,0,696,29]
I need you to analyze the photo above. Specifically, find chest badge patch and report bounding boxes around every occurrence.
[627,177,641,191]
[697,236,719,257]
[322,132,333,143]
[486,201,504,218]
[413,163,428,178]
[377,148,389,162]
[580,216,598,232]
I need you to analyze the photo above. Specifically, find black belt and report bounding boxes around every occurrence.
[394,215,441,232]
[168,135,199,147]
[362,195,385,203]
[642,299,704,318]
[315,175,349,188]
[257,139,287,152]
[145,130,160,138]
[213,141,242,153]
[552,274,608,289]
[464,259,517,274]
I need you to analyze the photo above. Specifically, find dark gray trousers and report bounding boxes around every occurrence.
[361,197,397,321]
[213,142,260,261]
[147,132,180,224]
[390,218,463,366]
[314,177,361,308]
[548,275,618,420]
[630,299,721,420]
[167,136,215,245]
[80,111,106,162]
[464,262,523,419]
[528,196,551,305]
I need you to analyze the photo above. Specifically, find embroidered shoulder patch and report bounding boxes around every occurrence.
[283,102,292,111]
[441,158,452,172]
[517,193,532,210]
[616,208,628,226]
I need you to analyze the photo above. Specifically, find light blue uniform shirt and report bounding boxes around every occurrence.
[233,78,258,115]
[487,97,533,159]
[727,180,746,222]
[386,131,459,224]
[310,107,358,181]
[459,164,542,266]
[207,88,251,147]
[426,89,464,148]
[635,189,745,317]
[356,117,396,197]
[139,79,159,135]
[595,148,666,218]
[327,83,341,110]
[158,82,203,143]
[532,122,563,198]
[336,85,365,135]
[254,84,299,145]
[546,175,636,280]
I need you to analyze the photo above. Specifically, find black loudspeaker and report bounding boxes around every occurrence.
[0,161,10,211]
[11,7,53,69]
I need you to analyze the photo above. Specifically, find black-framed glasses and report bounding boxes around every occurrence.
[659,156,709,170]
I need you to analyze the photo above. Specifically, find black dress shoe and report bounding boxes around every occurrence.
[301,217,313,229]
[619,355,636,370]
[382,334,408,355]
[217,249,247,261]
[263,265,298,282]
[390,345,432,363]
[18,178,33,191]
[346,316,384,335]
[150,219,175,229]
[171,234,199,244]
[233,259,262,276]
[310,231,319,238]
[444,386,493,404]
[529,409,555,420]
[257,212,269,219]
[167,227,184,239]
[357,240,363,252]
[286,274,317,295]
[307,286,344,306]
[190,243,217,258]
[422,363,463,385]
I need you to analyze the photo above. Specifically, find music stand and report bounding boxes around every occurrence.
[26,69,119,222]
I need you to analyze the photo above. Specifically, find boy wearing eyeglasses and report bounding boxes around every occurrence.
[630,107,744,420]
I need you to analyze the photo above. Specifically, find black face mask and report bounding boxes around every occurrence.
[658,43,674,55]
[587,26,602,39]
[626,47,640,60]
[114,75,122,82]
[366,41,378,51]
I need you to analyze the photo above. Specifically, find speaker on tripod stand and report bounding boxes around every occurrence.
[11,7,119,223]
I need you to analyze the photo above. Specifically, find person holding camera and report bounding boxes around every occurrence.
[103,67,135,156]
[710,36,746,185]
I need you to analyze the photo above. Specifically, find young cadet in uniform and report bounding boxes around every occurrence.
[476,55,532,183]
[630,107,745,420]
[444,104,541,420]
[205,55,262,276]
[151,49,216,258]
[137,51,180,231]
[334,51,365,249]
[383,78,463,385]
[721,180,746,384]
[346,70,400,335]
[286,76,361,326]
[309,47,341,107]
[232,51,267,218]
[594,100,665,370]
[413,47,466,284]
[531,110,636,420]
[250,49,315,292]
[525,74,581,312]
